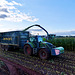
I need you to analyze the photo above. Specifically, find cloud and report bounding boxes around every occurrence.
[0,8,8,13]
[29,29,42,31]
[0,0,38,22]
[55,30,75,36]
[0,0,22,6]
[12,1,22,6]
[0,14,7,18]
[0,24,3,26]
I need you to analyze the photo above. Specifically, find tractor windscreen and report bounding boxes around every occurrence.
[38,36,43,42]
[30,37,36,42]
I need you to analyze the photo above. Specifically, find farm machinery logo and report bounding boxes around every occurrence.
[3,38,12,40]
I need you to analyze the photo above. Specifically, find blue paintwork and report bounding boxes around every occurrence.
[51,47,64,55]
[51,49,56,55]
[0,31,29,49]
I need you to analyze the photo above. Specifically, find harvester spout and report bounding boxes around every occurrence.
[23,24,49,40]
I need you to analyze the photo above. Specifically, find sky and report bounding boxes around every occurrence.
[0,0,75,35]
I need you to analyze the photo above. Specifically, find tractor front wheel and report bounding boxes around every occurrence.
[38,48,50,60]
[24,44,33,56]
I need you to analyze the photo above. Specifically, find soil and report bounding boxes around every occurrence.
[0,49,75,75]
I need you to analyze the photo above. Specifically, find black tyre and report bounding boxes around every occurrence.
[5,45,9,51]
[1,45,5,51]
[24,44,33,56]
[0,44,1,48]
[38,48,50,60]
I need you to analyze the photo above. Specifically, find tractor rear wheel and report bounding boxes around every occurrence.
[24,44,33,56]
[38,48,50,60]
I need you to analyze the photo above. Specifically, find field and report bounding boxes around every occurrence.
[0,37,75,75]
[47,37,75,51]
[0,49,75,75]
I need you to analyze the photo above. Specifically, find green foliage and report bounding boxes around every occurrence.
[47,37,75,51]
[43,37,46,41]
[60,72,65,75]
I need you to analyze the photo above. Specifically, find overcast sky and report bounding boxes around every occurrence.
[0,0,75,35]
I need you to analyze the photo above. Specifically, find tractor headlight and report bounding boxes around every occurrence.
[55,49,60,55]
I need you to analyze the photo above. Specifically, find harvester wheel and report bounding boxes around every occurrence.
[0,44,1,48]
[5,45,9,51]
[1,45,5,51]
[38,48,50,60]
[24,44,33,56]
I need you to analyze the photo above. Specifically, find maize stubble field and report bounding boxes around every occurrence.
[0,49,75,75]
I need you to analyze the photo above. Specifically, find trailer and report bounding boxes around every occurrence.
[0,31,29,51]
[0,24,64,59]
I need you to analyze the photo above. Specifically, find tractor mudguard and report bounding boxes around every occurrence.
[24,42,35,48]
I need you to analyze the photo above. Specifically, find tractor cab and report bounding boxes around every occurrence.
[29,36,43,48]
[29,36,43,42]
